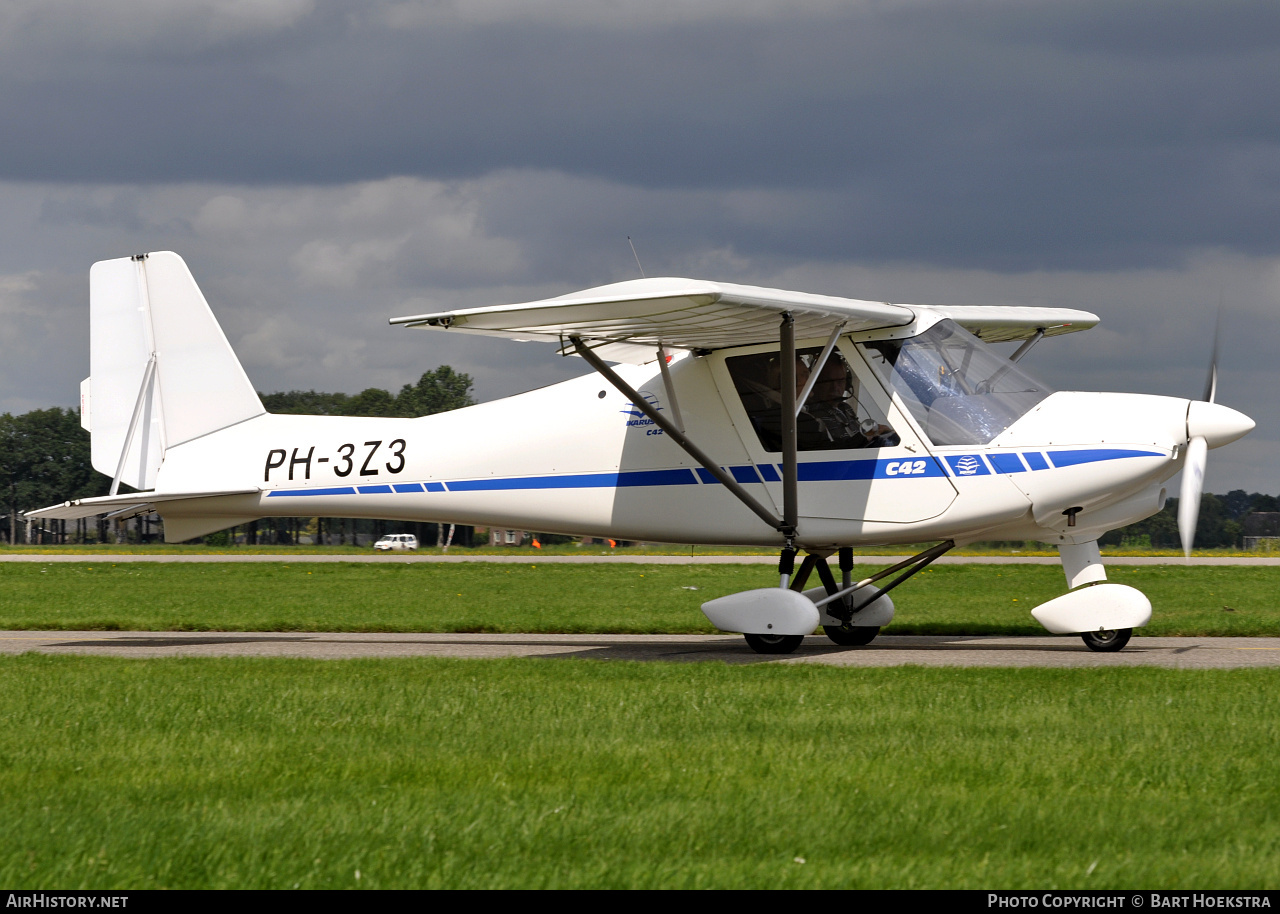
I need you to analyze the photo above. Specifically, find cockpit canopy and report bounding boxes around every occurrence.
[860,319,1053,446]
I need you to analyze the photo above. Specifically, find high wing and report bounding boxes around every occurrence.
[390,277,1098,361]
[26,488,259,522]
[390,278,914,359]
[920,305,1098,343]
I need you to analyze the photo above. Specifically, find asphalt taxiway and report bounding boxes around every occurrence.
[3,631,1279,668]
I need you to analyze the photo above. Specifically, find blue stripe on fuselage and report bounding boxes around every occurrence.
[447,468,698,491]
[1047,448,1164,468]
[800,456,947,480]
[1022,451,1050,471]
[262,448,1162,497]
[987,452,1027,474]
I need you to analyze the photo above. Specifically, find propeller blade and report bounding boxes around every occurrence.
[1203,310,1220,403]
[1178,436,1208,559]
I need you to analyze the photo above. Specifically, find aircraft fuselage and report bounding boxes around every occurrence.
[154,344,1199,548]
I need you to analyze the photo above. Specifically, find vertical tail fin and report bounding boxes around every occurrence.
[84,252,264,491]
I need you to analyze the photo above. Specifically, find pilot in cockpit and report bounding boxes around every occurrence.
[749,352,898,450]
[799,355,897,449]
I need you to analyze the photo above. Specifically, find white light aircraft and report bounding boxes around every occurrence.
[30,252,1255,654]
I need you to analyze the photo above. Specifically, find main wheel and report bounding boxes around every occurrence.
[743,633,805,655]
[823,624,880,646]
[1081,628,1132,652]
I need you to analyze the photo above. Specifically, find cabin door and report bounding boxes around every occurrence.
[710,338,956,523]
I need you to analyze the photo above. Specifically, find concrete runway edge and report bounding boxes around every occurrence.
[3,631,1279,668]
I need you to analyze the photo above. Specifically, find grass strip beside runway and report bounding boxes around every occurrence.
[1,561,1277,636]
[0,655,1277,889]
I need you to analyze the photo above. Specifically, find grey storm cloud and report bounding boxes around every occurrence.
[1,1,1279,269]
[0,0,1277,491]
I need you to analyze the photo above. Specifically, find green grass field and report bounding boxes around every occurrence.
[0,561,1276,636]
[1,655,1277,889]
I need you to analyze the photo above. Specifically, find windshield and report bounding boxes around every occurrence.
[859,319,1053,446]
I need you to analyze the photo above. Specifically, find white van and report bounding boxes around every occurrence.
[373,533,419,552]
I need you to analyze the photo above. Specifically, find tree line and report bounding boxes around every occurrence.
[0,408,100,544]
[1097,490,1280,550]
[258,365,474,418]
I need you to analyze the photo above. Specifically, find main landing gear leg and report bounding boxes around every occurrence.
[743,542,806,655]
[806,541,954,647]
[821,547,881,646]
[737,542,954,655]
[744,314,806,658]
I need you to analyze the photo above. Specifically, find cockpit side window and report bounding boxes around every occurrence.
[725,346,900,453]
[860,319,1053,446]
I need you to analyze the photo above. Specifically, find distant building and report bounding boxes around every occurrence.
[1243,513,1280,552]
[1243,513,1280,537]
[490,529,529,546]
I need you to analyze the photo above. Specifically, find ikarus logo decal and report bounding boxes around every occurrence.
[945,454,990,476]
[622,390,665,436]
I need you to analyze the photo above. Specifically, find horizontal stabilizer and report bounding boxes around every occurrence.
[25,488,259,521]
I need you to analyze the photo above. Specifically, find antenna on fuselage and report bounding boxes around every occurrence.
[627,236,646,279]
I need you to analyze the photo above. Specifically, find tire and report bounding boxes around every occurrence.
[743,633,805,655]
[823,624,880,646]
[1081,628,1132,652]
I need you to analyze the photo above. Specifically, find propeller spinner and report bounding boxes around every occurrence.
[1178,324,1254,558]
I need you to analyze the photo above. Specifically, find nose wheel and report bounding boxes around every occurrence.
[1081,628,1132,652]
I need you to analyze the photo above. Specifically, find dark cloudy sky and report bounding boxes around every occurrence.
[1,0,1277,491]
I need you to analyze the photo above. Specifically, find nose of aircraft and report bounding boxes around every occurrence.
[1186,400,1255,449]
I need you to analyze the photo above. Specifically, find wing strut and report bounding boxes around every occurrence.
[655,344,685,434]
[779,313,798,538]
[1009,328,1045,363]
[795,321,846,418]
[571,336,784,533]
